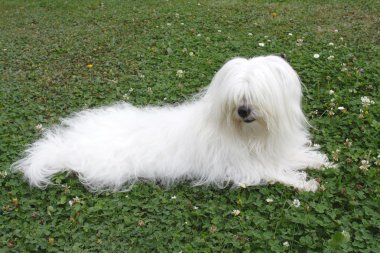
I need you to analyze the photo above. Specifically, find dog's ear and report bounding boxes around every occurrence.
[279,53,288,61]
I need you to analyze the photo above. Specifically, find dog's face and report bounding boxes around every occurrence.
[206,56,307,135]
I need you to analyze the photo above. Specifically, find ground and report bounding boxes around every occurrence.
[0,0,379,252]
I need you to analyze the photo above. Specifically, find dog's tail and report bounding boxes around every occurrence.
[11,131,68,188]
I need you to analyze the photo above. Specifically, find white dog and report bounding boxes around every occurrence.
[12,55,331,192]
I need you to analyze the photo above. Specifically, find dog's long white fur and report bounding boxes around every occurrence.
[12,56,331,192]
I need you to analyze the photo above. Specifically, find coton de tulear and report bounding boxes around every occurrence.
[12,55,331,192]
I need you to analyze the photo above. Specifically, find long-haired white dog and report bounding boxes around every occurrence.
[12,55,331,192]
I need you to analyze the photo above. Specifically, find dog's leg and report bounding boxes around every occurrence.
[293,151,334,171]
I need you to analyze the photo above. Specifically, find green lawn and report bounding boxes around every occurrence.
[1,0,379,252]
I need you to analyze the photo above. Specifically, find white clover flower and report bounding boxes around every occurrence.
[375,154,380,166]
[129,88,134,92]
[313,53,320,59]
[338,106,345,110]
[344,138,352,147]
[359,160,370,171]
[332,149,341,161]
[342,230,351,241]
[137,220,145,226]
[358,108,365,118]
[328,55,335,60]
[258,42,265,47]
[361,96,375,107]
[266,198,274,203]
[217,30,221,33]
[166,23,172,26]
[288,33,293,36]
[138,73,145,79]
[361,96,370,104]
[329,90,335,95]
[176,69,184,78]
[35,124,44,131]
[69,196,81,206]
[248,33,253,36]
[283,241,290,247]
[296,38,303,46]
[0,171,8,178]
[328,42,334,46]
[328,110,335,116]
[232,209,241,216]
[193,206,199,210]
[197,33,201,37]
[180,22,184,26]
[189,52,194,57]
[292,199,301,208]
[341,66,348,72]
[334,29,339,33]
[171,196,177,200]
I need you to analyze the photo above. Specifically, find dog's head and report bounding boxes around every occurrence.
[205,55,307,136]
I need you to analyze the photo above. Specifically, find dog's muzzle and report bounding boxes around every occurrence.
[238,105,256,123]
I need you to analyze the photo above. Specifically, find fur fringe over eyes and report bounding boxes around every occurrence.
[12,55,332,192]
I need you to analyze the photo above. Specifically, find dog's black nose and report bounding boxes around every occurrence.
[238,106,251,118]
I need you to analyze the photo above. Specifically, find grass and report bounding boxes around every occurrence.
[0,0,379,252]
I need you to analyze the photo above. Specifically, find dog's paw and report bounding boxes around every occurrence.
[298,179,319,192]
[306,154,335,170]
